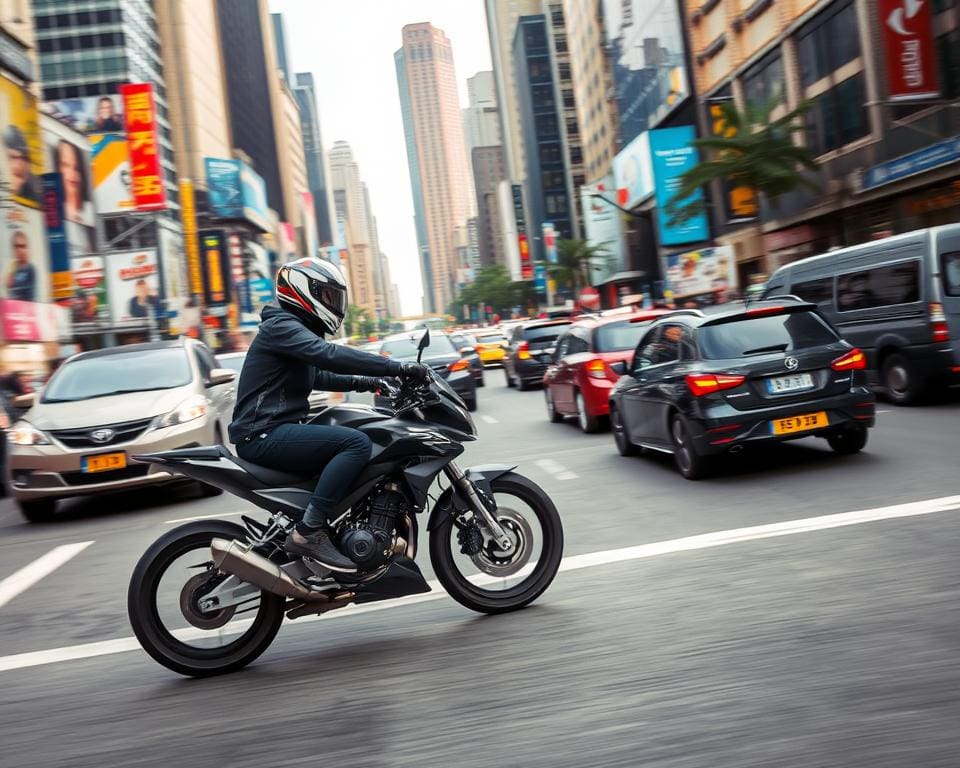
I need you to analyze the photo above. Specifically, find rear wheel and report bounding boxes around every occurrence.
[505,367,515,388]
[476,372,485,388]
[576,392,602,433]
[882,353,924,405]
[18,498,57,523]
[610,405,637,456]
[827,425,868,455]
[670,415,711,480]
[545,387,563,423]
[430,472,563,614]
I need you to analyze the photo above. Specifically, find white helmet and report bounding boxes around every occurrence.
[276,257,348,335]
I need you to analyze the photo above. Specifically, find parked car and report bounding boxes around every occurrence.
[7,339,238,522]
[763,225,960,404]
[504,319,574,390]
[609,300,876,479]
[447,332,485,387]
[472,329,510,367]
[543,310,669,432]
[218,351,330,414]
[376,331,477,411]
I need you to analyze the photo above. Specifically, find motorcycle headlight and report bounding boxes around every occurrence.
[8,423,50,445]
[159,395,208,428]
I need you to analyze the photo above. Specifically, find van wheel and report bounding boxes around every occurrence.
[882,353,924,405]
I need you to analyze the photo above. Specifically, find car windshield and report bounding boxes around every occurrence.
[595,320,651,352]
[523,323,571,342]
[380,334,457,359]
[43,348,193,402]
[697,312,839,360]
[450,334,477,347]
[217,355,245,374]
[476,333,506,343]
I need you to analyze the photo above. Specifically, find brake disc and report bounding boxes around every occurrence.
[179,572,237,630]
[470,508,534,578]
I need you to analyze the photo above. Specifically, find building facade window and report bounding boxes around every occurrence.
[742,50,784,106]
[805,73,868,155]
[797,1,861,88]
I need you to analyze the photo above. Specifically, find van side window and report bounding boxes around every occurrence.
[943,252,960,296]
[836,260,920,311]
[761,283,784,299]
[792,277,833,306]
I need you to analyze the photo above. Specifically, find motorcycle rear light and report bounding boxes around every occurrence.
[448,359,469,373]
[517,341,531,360]
[930,303,949,342]
[685,373,745,397]
[585,359,607,379]
[831,348,866,371]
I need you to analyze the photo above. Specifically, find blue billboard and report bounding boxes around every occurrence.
[239,164,270,232]
[205,157,243,218]
[649,126,709,247]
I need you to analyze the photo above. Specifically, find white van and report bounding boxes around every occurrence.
[763,226,960,404]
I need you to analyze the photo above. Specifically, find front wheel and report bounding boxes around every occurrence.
[127,520,285,677]
[827,425,868,455]
[430,472,563,614]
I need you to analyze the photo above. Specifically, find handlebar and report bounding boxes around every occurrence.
[388,369,439,415]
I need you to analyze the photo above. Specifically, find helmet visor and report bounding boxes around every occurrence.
[309,279,346,317]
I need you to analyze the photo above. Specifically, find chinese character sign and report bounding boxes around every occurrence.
[41,172,73,300]
[120,83,165,211]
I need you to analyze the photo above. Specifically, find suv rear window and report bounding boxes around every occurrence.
[523,323,571,342]
[697,312,839,360]
[595,320,650,352]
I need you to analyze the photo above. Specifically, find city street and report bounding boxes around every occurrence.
[1,379,958,767]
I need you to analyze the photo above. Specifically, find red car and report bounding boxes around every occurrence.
[543,310,669,432]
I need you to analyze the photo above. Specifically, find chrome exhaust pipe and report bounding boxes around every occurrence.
[210,538,324,602]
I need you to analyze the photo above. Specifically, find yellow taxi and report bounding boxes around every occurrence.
[474,330,509,366]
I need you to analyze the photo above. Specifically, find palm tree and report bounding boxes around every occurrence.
[548,239,610,292]
[667,98,819,225]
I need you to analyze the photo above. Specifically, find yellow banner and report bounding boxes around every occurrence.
[179,179,203,296]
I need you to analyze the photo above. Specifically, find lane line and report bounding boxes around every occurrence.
[535,458,579,480]
[164,511,244,525]
[2,494,959,674]
[0,541,93,610]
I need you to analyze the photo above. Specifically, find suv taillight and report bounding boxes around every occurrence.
[517,341,531,360]
[685,373,745,397]
[585,359,607,379]
[930,303,950,343]
[831,348,866,371]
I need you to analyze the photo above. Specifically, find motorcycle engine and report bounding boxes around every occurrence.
[337,483,410,571]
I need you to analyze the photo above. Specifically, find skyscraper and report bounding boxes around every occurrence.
[463,71,501,155]
[395,23,474,315]
[294,73,335,246]
[472,146,507,266]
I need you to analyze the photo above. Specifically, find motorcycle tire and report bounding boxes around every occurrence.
[430,472,563,615]
[128,520,285,677]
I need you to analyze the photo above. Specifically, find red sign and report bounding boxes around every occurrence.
[880,0,939,101]
[519,234,533,279]
[120,83,166,211]
[579,287,600,311]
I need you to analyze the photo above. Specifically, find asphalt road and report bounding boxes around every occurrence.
[1,376,958,767]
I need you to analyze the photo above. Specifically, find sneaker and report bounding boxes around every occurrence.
[284,529,357,572]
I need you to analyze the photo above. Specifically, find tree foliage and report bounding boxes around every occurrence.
[548,239,610,292]
[450,265,533,321]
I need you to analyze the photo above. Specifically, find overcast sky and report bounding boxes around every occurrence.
[269,0,493,316]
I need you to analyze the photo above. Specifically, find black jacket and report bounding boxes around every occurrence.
[228,306,401,443]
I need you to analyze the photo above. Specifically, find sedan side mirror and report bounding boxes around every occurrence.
[208,368,237,387]
[609,361,627,376]
[460,346,475,356]
[12,392,36,409]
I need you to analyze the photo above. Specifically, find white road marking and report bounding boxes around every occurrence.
[2,494,960,673]
[164,511,245,525]
[535,458,579,481]
[0,542,93,610]
[480,415,498,424]
[876,409,893,414]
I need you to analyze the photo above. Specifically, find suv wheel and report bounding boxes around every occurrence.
[576,392,601,433]
[610,406,637,456]
[505,367,515,388]
[670,415,711,480]
[882,353,924,405]
[545,388,563,423]
[18,498,57,523]
[827,425,868,455]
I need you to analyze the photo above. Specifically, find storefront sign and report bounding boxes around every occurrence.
[229,233,251,313]
[880,0,939,101]
[649,126,710,246]
[41,173,73,300]
[534,262,547,295]
[120,83,165,211]
[863,135,960,190]
[105,250,160,323]
[665,245,737,299]
[763,224,817,253]
[179,179,204,297]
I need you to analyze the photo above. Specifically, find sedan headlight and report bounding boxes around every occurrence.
[159,395,209,428]
[8,423,50,445]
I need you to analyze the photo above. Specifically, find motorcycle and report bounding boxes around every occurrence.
[127,330,564,677]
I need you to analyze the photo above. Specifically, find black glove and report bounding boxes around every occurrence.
[399,362,431,382]
[356,376,395,394]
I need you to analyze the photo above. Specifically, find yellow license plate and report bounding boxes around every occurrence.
[771,412,829,435]
[82,452,127,473]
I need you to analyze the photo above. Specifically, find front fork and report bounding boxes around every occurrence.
[443,461,513,551]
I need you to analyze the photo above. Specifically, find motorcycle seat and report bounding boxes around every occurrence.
[230,455,314,487]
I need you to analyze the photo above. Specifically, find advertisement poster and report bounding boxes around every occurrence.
[665,245,737,299]
[41,172,73,299]
[581,178,625,280]
[70,256,108,323]
[159,227,188,332]
[649,126,710,246]
[200,231,228,305]
[2,202,50,304]
[542,222,558,264]
[178,179,204,297]
[240,164,270,231]
[120,83,165,211]
[105,250,160,323]
[0,298,68,342]
[42,113,96,255]
[0,75,43,210]
[90,132,134,214]
[612,131,653,210]
[42,95,124,134]
[879,0,939,101]
[205,157,243,218]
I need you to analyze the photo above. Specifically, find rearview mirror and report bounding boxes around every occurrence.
[208,368,237,387]
[609,361,627,376]
[417,329,430,363]
[460,346,475,356]
[12,392,36,409]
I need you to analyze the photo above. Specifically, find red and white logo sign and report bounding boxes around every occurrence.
[880,0,939,101]
[579,286,600,311]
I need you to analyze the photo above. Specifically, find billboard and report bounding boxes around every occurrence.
[0,75,43,209]
[649,126,710,246]
[581,177,625,280]
[612,131,653,210]
[70,256,108,323]
[178,178,204,296]
[2,202,49,304]
[880,0,939,101]
[90,132,134,214]
[41,173,73,300]
[42,113,96,255]
[105,250,160,323]
[120,84,165,211]
[200,231,228,306]
[42,95,124,134]
[240,164,270,231]
[205,157,243,218]
[665,245,737,299]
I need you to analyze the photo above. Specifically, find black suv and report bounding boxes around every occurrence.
[504,319,573,390]
[609,300,876,479]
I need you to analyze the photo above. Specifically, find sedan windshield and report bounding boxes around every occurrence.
[381,334,457,359]
[43,348,193,402]
[595,320,650,352]
[216,355,245,374]
[697,312,839,360]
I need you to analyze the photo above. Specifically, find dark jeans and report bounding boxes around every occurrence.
[236,422,372,529]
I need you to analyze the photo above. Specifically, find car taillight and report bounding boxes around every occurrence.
[517,341,531,360]
[448,359,469,373]
[585,359,607,379]
[744,305,785,318]
[685,373,745,397]
[831,348,866,371]
[930,303,950,342]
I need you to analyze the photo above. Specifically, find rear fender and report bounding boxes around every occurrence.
[426,464,517,531]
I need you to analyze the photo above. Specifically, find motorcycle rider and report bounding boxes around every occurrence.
[228,257,430,572]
